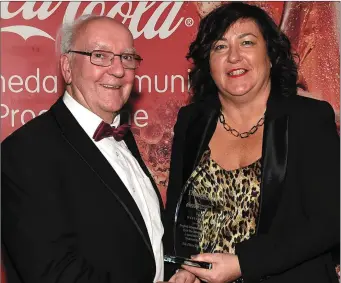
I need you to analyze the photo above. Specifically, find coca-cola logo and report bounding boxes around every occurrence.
[1,1,184,40]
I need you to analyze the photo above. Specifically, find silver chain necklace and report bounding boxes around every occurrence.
[218,111,265,138]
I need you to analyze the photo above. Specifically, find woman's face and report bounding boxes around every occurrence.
[209,19,271,100]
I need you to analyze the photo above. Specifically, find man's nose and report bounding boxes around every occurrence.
[107,56,125,78]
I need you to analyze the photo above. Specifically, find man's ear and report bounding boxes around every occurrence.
[60,54,72,85]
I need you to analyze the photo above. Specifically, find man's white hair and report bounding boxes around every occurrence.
[56,14,106,55]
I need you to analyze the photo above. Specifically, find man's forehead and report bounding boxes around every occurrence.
[90,43,136,53]
[82,17,130,34]
[83,16,118,26]
[74,18,135,52]
[76,17,132,39]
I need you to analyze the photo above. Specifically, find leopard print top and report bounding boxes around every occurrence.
[187,149,262,255]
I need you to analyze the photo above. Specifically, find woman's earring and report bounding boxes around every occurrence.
[270,62,272,68]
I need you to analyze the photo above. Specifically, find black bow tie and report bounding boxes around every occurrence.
[93,121,130,142]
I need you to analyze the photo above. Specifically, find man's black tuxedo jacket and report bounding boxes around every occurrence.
[2,97,164,283]
[164,93,340,283]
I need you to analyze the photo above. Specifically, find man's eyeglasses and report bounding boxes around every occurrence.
[68,50,143,70]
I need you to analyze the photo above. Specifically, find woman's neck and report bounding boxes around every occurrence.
[219,90,269,128]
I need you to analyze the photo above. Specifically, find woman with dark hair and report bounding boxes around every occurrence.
[163,2,339,283]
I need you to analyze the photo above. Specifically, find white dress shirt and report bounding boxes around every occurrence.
[63,92,164,282]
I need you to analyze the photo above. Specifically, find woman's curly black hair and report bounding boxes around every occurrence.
[187,2,298,102]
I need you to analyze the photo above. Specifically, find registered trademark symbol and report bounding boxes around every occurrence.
[185,17,194,27]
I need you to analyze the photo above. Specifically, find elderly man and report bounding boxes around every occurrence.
[2,15,164,283]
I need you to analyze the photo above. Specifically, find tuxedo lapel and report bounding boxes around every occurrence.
[257,95,289,234]
[123,130,164,212]
[50,98,154,257]
[120,109,164,212]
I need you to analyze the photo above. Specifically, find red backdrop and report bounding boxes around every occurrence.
[1,1,340,281]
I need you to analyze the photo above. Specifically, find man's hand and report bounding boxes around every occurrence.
[181,253,242,283]
[157,269,200,283]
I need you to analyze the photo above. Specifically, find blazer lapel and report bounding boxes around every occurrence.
[257,95,289,234]
[183,97,220,184]
[50,98,154,257]
[192,110,218,172]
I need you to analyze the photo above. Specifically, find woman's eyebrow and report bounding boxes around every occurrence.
[238,32,258,39]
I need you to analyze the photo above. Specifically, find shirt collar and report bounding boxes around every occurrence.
[62,91,120,139]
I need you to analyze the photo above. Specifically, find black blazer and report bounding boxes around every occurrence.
[2,97,164,283]
[164,93,340,283]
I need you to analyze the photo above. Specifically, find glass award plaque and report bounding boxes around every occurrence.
[165,166,230,269]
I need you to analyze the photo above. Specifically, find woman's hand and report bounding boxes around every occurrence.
[181,253,242,283]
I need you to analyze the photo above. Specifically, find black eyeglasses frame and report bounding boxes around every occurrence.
[67,50,143,70]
